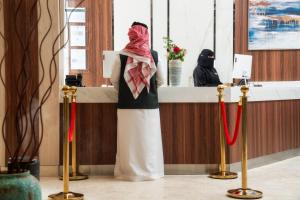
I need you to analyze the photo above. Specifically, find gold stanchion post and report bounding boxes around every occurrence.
[49,86,84,200]
[209,85,237,179]
[59,87,88,181]
[69,86,88,181]
[227,86,263,199]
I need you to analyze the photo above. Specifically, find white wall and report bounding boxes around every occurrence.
[114,0,151,51]
[170,0,214,86]
[153,0,168,85]
[215,0,234,83]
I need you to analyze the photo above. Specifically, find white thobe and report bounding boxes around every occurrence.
[110,52,165,181]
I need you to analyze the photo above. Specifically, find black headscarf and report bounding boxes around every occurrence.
[197,49,215,69]
[131,21,148,29]
[193,49,222,87]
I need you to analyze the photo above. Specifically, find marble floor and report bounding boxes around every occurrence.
[41,157,300,200]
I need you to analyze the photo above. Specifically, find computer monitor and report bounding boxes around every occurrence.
[232,54,252,79]
[102,51,119,78]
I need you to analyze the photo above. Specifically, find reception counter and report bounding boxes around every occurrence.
[63,81,300,103]
[59,82,300,173]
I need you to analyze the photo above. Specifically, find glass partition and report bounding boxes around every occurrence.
[60,0,233,87]
[169,0,214,86]
[113,0,214,86]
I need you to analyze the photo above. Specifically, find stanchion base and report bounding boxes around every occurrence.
[59,172,89,181]
[209,171,238,179]
[227,188,263,199]
[49,192,84,200]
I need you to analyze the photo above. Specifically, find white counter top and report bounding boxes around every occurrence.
[230,81,300,102]
[61,81,300,103]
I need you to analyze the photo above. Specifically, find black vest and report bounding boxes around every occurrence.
[118,51,159,109]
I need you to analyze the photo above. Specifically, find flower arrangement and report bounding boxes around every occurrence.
[163,37,186,61]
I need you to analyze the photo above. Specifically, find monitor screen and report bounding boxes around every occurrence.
[102,51,119,78]
[232,54,252,79]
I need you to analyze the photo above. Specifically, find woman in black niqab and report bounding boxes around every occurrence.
[193,49,222,86]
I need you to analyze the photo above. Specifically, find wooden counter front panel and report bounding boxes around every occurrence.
[59,101,300,165]
[161,103,219,164]
[160,104,221,164]
[229,100,300,163]
[59,103,222,165]
[60,104,118,165]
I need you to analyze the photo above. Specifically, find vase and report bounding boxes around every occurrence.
[169,60,182,86]
[8,158,40,180]
[0,171,41,200]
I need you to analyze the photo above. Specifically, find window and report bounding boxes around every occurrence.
[67,8,86,70]
[63,0,112,87]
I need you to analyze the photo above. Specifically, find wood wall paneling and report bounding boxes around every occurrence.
[235,0,300,81]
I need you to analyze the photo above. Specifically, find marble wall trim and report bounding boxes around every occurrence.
[40,147,300,177]
[164,164,218,175]
[40,166,60,177]
[230,148,300,172]
[51,164,219,177]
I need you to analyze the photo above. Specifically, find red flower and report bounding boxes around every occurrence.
[173,46,181,53]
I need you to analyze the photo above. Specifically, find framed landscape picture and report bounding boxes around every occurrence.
[248,0,300,50]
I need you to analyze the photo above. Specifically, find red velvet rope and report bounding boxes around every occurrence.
[220,101,242,146]
[68,101,76,142]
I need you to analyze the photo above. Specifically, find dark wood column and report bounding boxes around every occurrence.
[3,0,39,161]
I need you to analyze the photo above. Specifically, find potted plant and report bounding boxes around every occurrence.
[0,39,42,200]
[163,37,186,86]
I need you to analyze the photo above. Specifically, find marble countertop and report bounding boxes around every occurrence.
[60,81,300,103]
